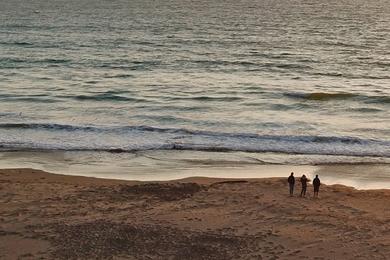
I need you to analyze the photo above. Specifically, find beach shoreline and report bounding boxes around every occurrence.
[1,150,390,190]
[1,168,390,259]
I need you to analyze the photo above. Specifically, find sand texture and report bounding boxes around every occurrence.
[1,168,390,259]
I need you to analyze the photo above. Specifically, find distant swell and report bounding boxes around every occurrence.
[0,123,97,131]
[57,93,148,102]
[0,41,34,46]
[285,92,390,103]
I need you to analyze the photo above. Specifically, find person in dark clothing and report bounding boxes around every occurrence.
[313,175,321,198]
[300,174,309,197]
[287,172,295,196]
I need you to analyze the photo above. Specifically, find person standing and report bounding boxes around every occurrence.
[300,174,308,197]
[313,175,321,198]
[287,172,295,196]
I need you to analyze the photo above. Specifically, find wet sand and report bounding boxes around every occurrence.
[2,151,390,190]
[1,168,390,259]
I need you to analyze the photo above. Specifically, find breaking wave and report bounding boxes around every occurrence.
[0,123,389,158]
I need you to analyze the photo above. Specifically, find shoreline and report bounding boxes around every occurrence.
[1,167,390,191]
[1,150,390,189]
[0,151,390,190]
[1,168,390,259]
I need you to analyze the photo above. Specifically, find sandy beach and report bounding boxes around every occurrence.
[1,168,390,259]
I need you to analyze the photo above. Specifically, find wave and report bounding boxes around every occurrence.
[0,123,97,131]
[309,71,390,80]
[0,57,71,69]
[0,57,71,64]
[284,92,390,103]
[0,123,389,158]
[0,94,59,103]
[347,107,383,113]
[0,123,380,143]
[284,92,356,101]
[184,59,312,70]
[96,60,161,70]
[168,96,244,102]
[364,96,390,104]
[320,40,369,49]
[104,74,134,79]
[56,93,149,102]
[0,41,34,47]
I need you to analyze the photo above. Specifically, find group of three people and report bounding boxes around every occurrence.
[288,172,321,198]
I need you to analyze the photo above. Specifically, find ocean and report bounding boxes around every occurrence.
[0,0,389,184]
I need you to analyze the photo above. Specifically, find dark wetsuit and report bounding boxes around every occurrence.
[300,176,307,196]
[288,175,295,196]
[313,177,321,192]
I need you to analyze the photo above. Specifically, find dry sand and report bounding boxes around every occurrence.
[1,168,390,259]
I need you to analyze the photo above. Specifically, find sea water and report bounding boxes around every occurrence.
[0,0,389,184]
